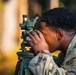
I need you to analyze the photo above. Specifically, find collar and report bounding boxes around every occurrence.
[65,35,76,58]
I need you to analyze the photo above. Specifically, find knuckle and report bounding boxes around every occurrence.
[32,31,36,34]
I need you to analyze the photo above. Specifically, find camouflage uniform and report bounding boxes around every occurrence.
[29,35,76,75]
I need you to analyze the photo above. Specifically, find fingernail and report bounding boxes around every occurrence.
[35,29,38,31]
[26,37,32,41]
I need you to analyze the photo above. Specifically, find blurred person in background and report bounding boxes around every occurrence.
[27,8,76,75]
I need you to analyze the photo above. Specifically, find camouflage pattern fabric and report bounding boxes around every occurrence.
[29,35,76,75]
[62,35,76,71]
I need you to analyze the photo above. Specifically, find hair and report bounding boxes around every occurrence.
[41,8,76,32]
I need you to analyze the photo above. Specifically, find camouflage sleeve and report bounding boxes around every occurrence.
[29,50,66,75]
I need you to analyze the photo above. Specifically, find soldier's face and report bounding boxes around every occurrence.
[40,22,60,53]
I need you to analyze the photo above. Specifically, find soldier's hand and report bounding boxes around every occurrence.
[27,30,49,55]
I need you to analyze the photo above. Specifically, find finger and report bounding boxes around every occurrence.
[35,30,45,39]
[27,32,37,44]
[27,41,34,47]
[30,31,40,41]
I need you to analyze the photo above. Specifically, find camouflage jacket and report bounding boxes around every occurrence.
[29,35,76,75]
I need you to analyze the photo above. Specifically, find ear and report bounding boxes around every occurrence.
[56,29,63,41]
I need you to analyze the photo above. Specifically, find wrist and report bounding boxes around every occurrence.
[34,50,50,56]
[39,50,50,54]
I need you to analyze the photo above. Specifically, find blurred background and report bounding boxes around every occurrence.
[0,0,76,75]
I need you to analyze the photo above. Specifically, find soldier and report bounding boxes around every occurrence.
[27,8,76,75]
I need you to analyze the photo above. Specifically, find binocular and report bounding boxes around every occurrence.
[20,14,40,52]
[14,14,40,75]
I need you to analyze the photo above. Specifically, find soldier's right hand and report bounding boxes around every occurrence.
[27,30,49,55]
